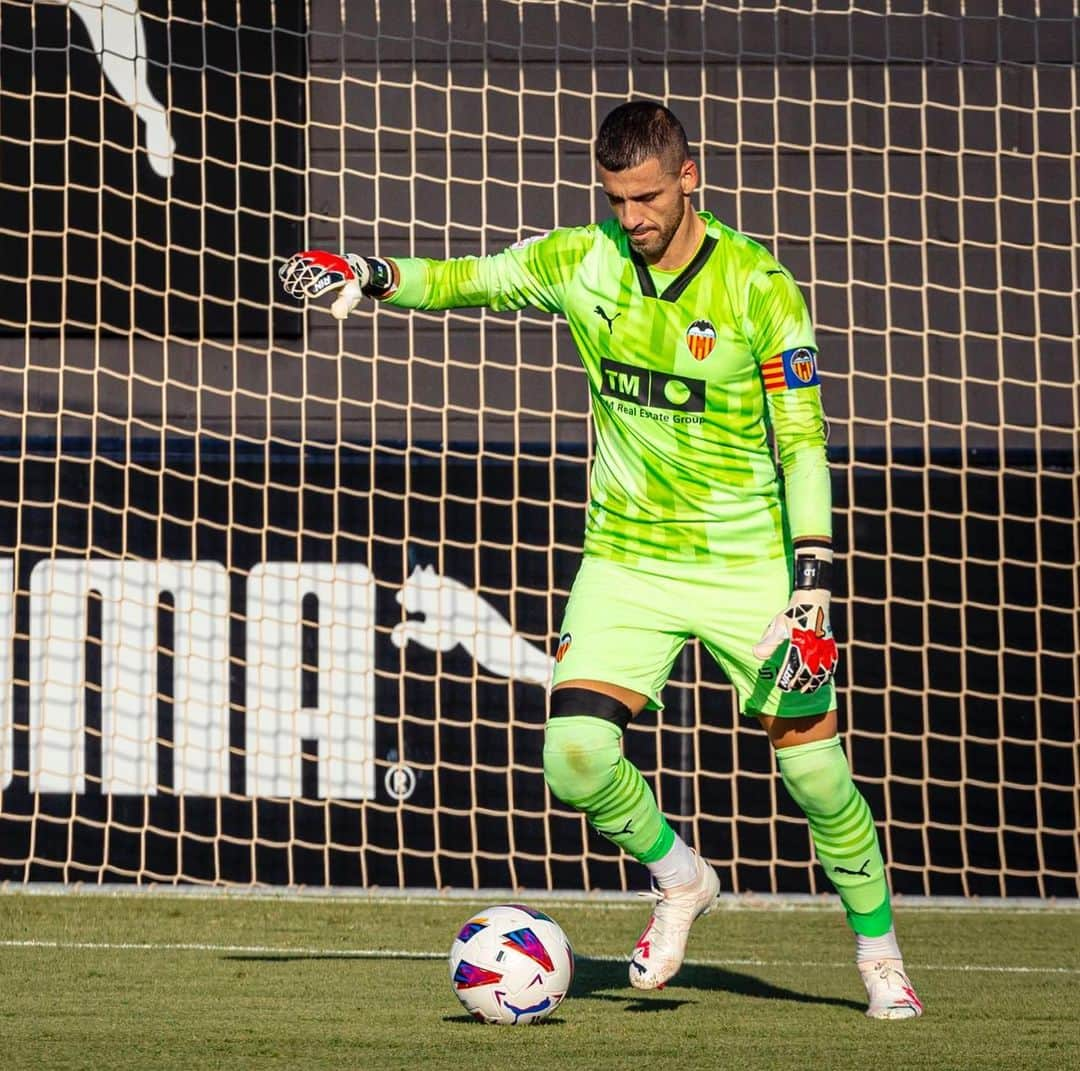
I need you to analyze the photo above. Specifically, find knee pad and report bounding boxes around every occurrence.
[542,686,631,806]
[542,715,623,805]
[542,692,674,864]
[540,686,630,803]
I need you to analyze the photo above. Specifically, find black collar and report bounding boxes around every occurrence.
[630,234,718,302]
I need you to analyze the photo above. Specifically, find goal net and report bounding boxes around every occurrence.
[0,1,1076,898]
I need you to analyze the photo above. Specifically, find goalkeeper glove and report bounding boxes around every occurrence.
[752,544,839,694]
[278,250,394,319]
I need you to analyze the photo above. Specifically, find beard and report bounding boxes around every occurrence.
[627,198,686,260]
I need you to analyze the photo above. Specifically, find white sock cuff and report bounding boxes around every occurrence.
[645,835,698,889]
[855,926,902,963]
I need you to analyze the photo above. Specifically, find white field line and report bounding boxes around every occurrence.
[1,938,1077,975]
[4,885,1079,915]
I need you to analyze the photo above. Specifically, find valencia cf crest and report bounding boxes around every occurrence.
[762,346,821,392]
[685,319,717,361]
[555,632,572,663]
[788,347,817,383]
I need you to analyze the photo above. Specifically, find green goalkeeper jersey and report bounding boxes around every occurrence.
[386,211,830,566]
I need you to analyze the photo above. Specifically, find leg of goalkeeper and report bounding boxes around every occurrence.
[543,681,720,990]
[761,710,924,1019]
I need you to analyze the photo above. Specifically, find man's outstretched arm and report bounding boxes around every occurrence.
[278,229,594,318]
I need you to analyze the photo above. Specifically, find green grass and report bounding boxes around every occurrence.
[1,893,1078,1071]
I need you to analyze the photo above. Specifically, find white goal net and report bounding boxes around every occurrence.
[0,0,1076,898]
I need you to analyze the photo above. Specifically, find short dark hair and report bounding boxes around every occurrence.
[595,101,691,173]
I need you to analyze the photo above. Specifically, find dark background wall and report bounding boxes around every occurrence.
[0,1,1076,896]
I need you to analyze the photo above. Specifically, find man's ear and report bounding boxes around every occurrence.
[680,159,699,195]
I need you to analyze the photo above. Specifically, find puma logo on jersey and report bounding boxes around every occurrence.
[834,859,871,877]
[594,305,620,334]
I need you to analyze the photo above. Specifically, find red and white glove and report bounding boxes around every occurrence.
[278,250,370,320]
[752,545,839,694]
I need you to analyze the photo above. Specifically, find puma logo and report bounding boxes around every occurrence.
[598,819,634,838]
[834,859,871,878]
[594,305,620,334]
[54,0,176,177]
[392,564,552,686]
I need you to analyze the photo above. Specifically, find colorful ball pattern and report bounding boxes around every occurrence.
[448,904,574,1025]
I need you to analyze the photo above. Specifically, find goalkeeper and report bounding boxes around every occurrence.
[280,101,923,1020]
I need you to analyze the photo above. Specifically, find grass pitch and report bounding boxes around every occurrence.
[1,891,1078,1071]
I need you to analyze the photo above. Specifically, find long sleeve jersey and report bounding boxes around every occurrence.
[384,211,831,568]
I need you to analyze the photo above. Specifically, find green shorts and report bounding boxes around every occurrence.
[550,555,836,718]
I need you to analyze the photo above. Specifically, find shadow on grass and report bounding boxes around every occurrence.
[574,956,862,1011]
[441,1014,569,1026]
[222,952,861,1013]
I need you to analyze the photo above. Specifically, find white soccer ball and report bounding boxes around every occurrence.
[448,904,574,1025]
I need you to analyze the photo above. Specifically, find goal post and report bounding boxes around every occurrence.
[0,1,1076,898]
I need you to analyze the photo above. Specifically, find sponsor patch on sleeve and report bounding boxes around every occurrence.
[511,230,552,250]
[761,346,820,392]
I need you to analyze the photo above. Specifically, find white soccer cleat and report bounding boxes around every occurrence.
[628,851,720,990]
[859,958,925,1019]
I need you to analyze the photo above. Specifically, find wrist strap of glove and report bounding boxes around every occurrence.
[361,256,395,298]
[793,539,833,592]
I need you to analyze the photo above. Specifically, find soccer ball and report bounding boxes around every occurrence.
[448,904,574,1025]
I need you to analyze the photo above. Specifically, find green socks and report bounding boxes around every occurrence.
[776,735,893,937]
[543,717,892,938]
[542,715,675,864]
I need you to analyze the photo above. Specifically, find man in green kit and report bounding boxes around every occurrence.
[280,101,923,1019]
